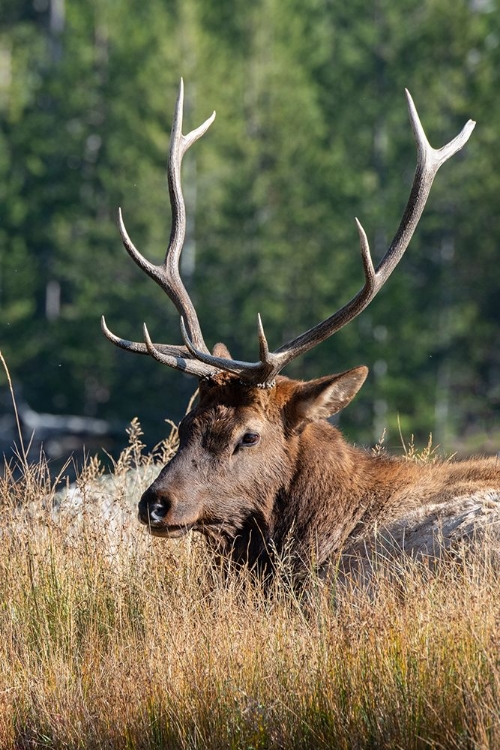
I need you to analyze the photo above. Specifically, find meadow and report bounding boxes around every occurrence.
[1,414,500,750]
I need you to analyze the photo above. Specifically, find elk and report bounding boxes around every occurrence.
[102,81,500,581]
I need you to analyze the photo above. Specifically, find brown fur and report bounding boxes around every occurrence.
[138,369,500,581]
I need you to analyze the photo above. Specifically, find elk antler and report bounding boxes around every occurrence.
[103,84,475,386]
[101,79,219,379]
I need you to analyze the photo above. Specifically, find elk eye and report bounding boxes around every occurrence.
[239,432,260,448]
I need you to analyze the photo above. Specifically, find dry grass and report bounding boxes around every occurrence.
[1,419,500,749]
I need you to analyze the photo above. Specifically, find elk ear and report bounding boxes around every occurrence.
[212,342,232,358]
[285,366,368,429]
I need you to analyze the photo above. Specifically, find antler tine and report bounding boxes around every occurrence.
[115,79,215,353]
[142,323,219,378]
[101,314,218,376]
[101,314,150,355]
[163,79,216,351]
[371,90,475,286]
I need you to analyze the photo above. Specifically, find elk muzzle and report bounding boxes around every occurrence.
[138,485,194,538]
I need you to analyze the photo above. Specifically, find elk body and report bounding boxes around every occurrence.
[103,82,500,580]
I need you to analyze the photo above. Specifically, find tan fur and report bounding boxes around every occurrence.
[138,371,500,581]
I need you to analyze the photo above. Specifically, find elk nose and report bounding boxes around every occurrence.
[138,487,171,526]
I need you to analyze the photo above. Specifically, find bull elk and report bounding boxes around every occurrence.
[102,81,500,581]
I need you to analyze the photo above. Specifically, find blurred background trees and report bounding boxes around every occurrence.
[0,0,499,460]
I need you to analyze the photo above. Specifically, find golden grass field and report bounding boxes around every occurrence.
[1,411,500,749]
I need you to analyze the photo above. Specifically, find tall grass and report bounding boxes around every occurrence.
[1,423,500,748]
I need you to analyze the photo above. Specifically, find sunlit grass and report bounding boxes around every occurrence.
[0,421,500,748]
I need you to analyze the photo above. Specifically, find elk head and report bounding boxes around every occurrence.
[136,366,368,554]
[102,80,474,557]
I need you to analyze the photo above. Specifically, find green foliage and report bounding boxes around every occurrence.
[0,0,498,451]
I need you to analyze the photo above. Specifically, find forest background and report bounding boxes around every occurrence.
[0,0,499,465]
